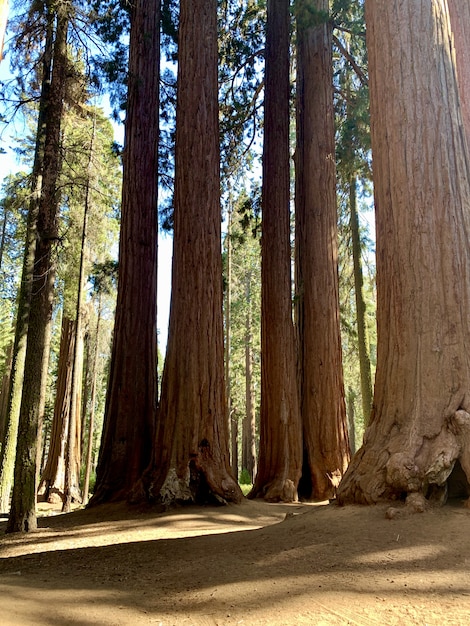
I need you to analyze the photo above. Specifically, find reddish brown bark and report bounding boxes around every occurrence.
[338,0,470,507]
[250,0,303,503]
[38,317,74,503]
[295,1,350,501]
[90,0,160,505]
[142,0,241,505]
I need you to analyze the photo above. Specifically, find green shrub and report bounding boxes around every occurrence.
[239,468,252,485]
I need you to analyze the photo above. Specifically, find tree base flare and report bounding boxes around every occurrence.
[250,478,298,503]
[144,464,243,507]
[338,408,470,508]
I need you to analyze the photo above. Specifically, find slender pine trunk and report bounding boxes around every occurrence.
[7,5,68,533]
[0,9,54,514]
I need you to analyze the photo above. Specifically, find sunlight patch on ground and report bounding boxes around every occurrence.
[351,544,446,564]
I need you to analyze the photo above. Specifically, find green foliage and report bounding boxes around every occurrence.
[337,182,376,444]
[293,1,329,31]
[239,483,252,496]
[87,0,131,118]
[56,102,121,316]
[0,172,29,378]
[224,185,261,467]
[239,468,252,485]
[331,0,375,442]
[219,0,266,185]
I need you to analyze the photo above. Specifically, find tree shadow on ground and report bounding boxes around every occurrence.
[1,500,470,625]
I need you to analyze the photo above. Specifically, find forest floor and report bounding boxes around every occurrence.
[0,497,470,625]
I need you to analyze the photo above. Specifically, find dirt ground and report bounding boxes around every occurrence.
[1,497,470,625]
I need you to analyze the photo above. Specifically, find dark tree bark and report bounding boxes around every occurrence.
[142,0,242,505]
[37,316,74,504]
[90,0,160,505]
[0,7,54,515]
[7,3,68,533]
[338,0,470,509]
[0,343,12,451]
[250,0,303,503]
[295,1,350,501]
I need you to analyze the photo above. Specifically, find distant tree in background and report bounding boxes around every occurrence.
[333,0,374,438]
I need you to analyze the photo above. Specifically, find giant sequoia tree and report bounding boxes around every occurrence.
[141,0,242,505]
[338,0,470,507]
[250,0,303,502]
[91,0,160,505]
[295,0,350,501]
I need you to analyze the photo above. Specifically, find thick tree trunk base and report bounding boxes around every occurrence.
[249,478,298,503]
[338,409,470,507]
[140,462,243,507]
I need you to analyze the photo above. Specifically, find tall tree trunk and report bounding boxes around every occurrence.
[295,1,350,501]
[37,316,74,503]
[142,0,242,506]
[0,343,12,450]
[243,278,257,483]
[90,0,160,506]
[0,7,54,515]
[225,203,234,473]
[231,414,238,482]
[349,175,373,425]
[0,204,8,272]
[7,5,68,532]
[347,387,357,454]
[338,0,470,508]
[82,295,102,505]
[8,5,68,532]
[63,114,97,512]
[250,0,302,503]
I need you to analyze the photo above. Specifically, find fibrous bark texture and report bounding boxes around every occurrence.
[447,0,470,143]
[7,4,68,533]
[0,8,54,516]
[38,317,74,503]
[295,1,350,501]
[338,0,470,506]
[142,0,241,506]
[91,0,160,505]
[250,0,303,503]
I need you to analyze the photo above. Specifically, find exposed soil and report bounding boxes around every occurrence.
[1,497,470,625]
